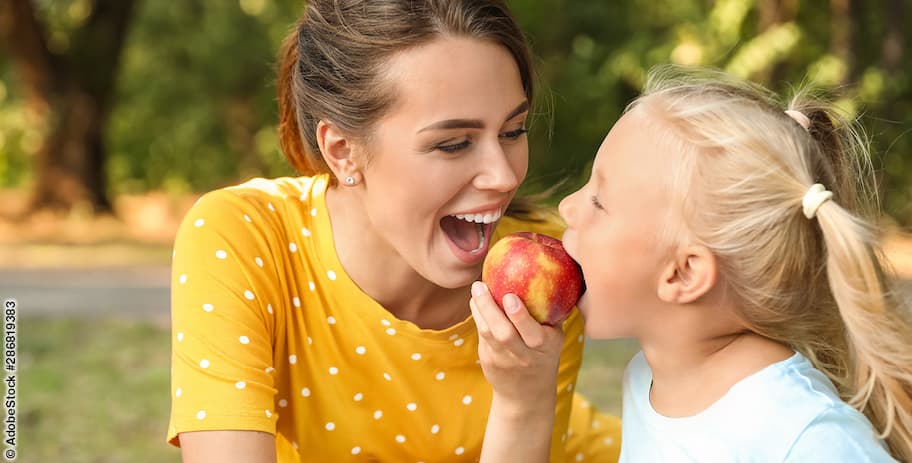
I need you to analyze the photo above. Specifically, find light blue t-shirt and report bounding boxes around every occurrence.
[619,351,897,462]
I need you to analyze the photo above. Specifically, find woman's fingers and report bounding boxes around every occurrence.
[501,293,550,349]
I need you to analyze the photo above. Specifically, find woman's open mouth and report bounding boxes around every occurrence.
[440,208,503,263]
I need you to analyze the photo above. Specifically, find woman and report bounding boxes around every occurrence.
[167,1,620,461]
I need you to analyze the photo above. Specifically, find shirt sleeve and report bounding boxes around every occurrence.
[167,189,285,447]
[784,407,898,462]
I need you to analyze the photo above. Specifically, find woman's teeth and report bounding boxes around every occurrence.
[450,210,502,224]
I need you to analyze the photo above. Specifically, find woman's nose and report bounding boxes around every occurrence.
[475,144,523,193]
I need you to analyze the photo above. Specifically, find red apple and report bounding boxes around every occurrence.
[481,232,584,325]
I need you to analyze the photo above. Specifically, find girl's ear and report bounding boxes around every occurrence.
[657,244,718,304]
[316,119,360,183]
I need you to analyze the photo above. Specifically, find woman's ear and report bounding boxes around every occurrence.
[316,119,360,183]
[656,244,717,304]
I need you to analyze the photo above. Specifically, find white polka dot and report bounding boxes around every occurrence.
[194,218,205,227]
[199,359,210,369]
[462,395,472,405]
[308,281,315,291]
[325,422,335,431]
[567,383,574,392]
[301,387,310,397]
[215,249,227,259]
[266,409,273,418]
[355,346,366,355]
[311,208,317,216]
[301,227,311,237]
[351,446,361,455]
[435,372,445,381]
[395,434,406,443]
[383,373,392,381]
[235,381,246,390]
[578,334,584,343]
[202,303,214,312]
[279,399,288,408]
[592,419,600,428]
[289,355,297,364]
[244,214,252,222]
[179,274,187,284]
[265,366,274,374]
[175,387,182,398]
[561,433,567,443]
[327,316,336,325]
[267,304,273,314]
[604,437,615,445]
[239,336,250,344]
[289,242,298,253]
[293,297,301,307]
[386,328,396,336]
[431,424,440,434]
[267,202,275,211]
[448,333,460,340]
[576,452,584,461]
[292,442,298,449]
[411,353,422,360]
[406,403,417,411]
[327,270,337,280]
[177,332,184,342]
[196,410,206,420]
[380,319,391,327]
[244,290,255,300]
[353,392,363,401]
[329,367,339,375]
[255,257,264,267]
[581,400,590,408]
[453,338,465,347]
[307,336,313,345]
[373,410,383,419]
[455,447,465,455]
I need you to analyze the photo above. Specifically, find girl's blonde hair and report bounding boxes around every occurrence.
[632,65,912,460]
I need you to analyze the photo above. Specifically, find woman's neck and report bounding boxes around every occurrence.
[325,186,471,329]
[639,312,794,418]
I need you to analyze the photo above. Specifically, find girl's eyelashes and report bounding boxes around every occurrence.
[590,195,604,210]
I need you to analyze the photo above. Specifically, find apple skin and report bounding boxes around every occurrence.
[481,232,584,325]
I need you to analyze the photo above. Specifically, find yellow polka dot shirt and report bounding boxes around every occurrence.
[167,174,621,462]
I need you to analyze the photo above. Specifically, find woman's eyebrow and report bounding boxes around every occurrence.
[417,100,529,134]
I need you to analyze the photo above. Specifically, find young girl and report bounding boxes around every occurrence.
[471,65,912,461]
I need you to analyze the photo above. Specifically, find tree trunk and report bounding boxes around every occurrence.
[757,0,797,86]
[830,0,858,86]
[0,0,137,215]
[882,0,904,74]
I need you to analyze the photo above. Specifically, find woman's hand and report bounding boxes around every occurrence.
[470,281,563,463]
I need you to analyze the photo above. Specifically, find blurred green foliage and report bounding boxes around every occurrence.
[1,0,910,221]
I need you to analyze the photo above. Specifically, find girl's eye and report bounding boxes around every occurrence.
[590,195,604,210]
[500,128,529,140]
[435,140,471,153]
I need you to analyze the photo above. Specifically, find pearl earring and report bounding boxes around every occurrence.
[344,176,355,185]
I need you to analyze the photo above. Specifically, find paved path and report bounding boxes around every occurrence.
[0,266,908,326]
[0,266,172,323]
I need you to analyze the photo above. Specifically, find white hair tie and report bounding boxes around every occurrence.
[785,110,811,131]
[802,183,833,219]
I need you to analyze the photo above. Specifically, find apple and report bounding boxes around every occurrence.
[481,232,584,325]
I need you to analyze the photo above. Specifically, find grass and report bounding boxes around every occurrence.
[18,317,632,462]
[20,317,181,463]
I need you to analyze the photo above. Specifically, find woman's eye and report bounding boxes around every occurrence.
[435,140,471,153]
[500,128,529,140]
[590,195,604,210]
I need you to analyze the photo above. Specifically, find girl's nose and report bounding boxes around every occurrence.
[558,191,578,225]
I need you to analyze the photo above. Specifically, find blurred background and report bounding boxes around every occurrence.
[0,0,909,461]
